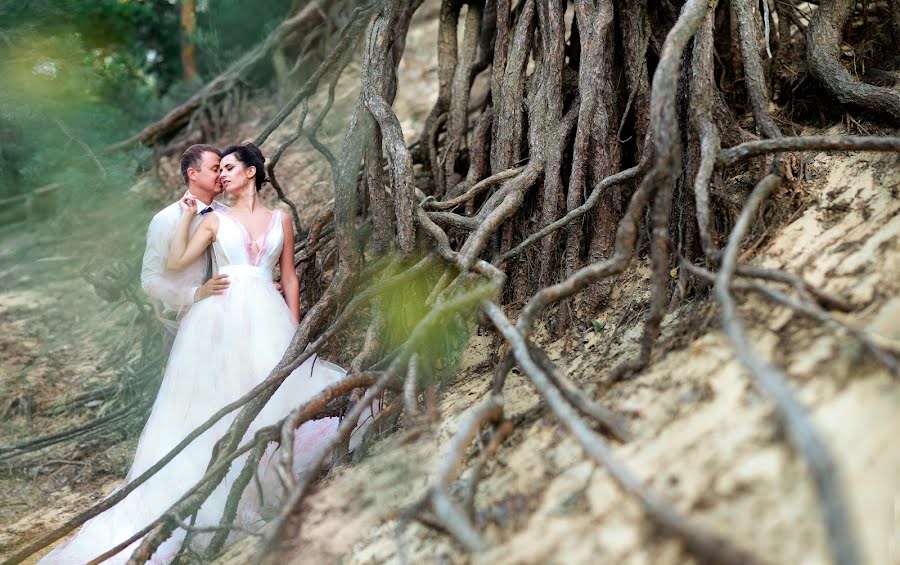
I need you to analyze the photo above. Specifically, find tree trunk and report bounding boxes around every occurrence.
[180,0,198,83]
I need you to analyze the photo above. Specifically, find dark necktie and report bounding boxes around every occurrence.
[198,206,214,279]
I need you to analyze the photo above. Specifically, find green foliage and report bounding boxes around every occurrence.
[0,1,180,199]
[373,256,479,385]
[0,31,145,198]
[193,0,294,76]
[0,0,182,94]
[0,0,298,201]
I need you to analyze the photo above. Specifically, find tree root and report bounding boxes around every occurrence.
[807,0,900,121]
[482,301,759,564]
[407,395,503,552]
[713,172,861,565]
[717,135,900,168]
[682,261,899,377]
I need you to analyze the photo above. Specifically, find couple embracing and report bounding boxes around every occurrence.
[42,144,356,563]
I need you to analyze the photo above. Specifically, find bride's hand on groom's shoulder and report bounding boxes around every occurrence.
[178,191,198,216]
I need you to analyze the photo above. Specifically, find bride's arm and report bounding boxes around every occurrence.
[278,212,300,322]
[167,197,218,271]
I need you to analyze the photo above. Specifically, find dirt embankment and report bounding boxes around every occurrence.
[216,147,900,565]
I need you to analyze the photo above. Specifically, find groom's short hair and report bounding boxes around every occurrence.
[180,144,221,186]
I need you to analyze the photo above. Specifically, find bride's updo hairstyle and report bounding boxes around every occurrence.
[221,142,268,191]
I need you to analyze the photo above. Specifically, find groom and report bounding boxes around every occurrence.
[141,144,230,352]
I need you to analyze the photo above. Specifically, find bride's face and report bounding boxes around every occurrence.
[218,154,255,195]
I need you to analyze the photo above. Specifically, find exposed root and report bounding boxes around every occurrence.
[408,395,503,552]
[717,135,900,168]
[482,301,759,564]
[682,261,899,377]
[713,172,861,565]
[807,0,900,121]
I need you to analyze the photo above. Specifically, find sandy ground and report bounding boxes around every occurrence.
[0,217,148,562]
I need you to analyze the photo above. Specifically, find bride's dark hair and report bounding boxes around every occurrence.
[221,142,268,191]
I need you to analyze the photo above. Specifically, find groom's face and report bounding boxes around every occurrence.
[192,151,222,195]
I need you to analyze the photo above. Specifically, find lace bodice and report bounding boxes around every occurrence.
[212,210,283,276]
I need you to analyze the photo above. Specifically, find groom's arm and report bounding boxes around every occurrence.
[141,213,199,310]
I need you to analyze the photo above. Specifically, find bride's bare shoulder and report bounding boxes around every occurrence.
[278,209,293,237]
[198,211,220,232]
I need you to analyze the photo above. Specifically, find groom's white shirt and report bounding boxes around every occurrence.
[141,193,228,316]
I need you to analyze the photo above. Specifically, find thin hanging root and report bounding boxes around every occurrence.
[262,284,503,563]
[713,173,861,565]
[351,402,402,465]
[481,301,759,564]
[267,27,357,232]
[403,396,503,552]
[716,135,900,168]
[253,4,375,146]
[267,99,311,231]
[404,354,420,418]
[527,346,630,442]
[203,441,269,560]
[681,261,899,377]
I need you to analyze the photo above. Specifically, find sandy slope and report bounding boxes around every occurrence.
[214,148,900,565]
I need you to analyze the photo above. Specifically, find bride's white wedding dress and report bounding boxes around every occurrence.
[42,210,352,564]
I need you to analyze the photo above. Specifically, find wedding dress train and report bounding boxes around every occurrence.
[42,210,354,564]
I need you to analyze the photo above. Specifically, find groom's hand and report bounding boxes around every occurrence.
[194,274,230,301]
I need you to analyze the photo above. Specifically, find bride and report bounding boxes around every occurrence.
[42,142,352,563]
